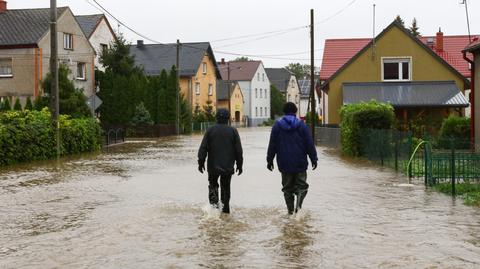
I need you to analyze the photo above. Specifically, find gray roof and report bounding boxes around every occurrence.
[298,79,320,97]
[0,7,68,46]
[216,80,237,100]
[343,81,469,108]
[75,14,104,38]
[265,68,293,93]
[130,42,221,78]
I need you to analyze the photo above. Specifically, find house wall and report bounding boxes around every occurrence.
[238,80,251,118]
[217,84,244,122]
[285,75,301,115]
[38,9,96,97]
[474,51,480,151]
[181,53,217,112]
[327,26,466,124]
[299,92,320,118]
[250,63,271,126]
[0,48,37,98]
[89,18,116,72]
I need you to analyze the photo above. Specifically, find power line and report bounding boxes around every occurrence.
[316,0,358,25]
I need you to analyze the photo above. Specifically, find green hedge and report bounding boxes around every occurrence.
[340,101,395,157]
[436,115,471,149]
[0,109,102,166]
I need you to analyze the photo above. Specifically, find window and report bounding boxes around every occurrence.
[260,88,263,98]
[255,88,258,98]
[262,73,265,81]
[100,43,108,55]
[63,33,73,50]
[257,73,260,81]
[265,107,268,116]
[76,62,86,80]
[0,58,13,77]
[195,83,200,95]
[260,107,263,116]
[208,84,213,96]
[265,89,268,98]
[255,107,258,117]
[202,62,207,74]
[382,57,411,81]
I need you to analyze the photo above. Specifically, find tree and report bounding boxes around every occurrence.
[34,96,48,111]
[395,15,405,27]
[100,33,141,76]
[1,98,11,111]
[130,102,153,127]
[203,100,215,122]
[13,98,22,111]
[285,63,311,80]
[42,64,92,118]
[233,56,251,62]
[409,18,421,37]
[25,97,33,110]
[270,85,286,118]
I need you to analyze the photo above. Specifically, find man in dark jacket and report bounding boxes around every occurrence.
[267,102,318,215]
[198,109,243,214]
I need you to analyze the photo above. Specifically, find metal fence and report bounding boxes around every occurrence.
[315,126,341,148]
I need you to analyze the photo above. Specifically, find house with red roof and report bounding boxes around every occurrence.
[464,40,480,150]
[320,20,476,128]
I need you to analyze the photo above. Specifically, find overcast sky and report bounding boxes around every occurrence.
[8,0,480,68]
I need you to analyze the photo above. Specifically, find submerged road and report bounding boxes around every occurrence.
[0,127,479,268]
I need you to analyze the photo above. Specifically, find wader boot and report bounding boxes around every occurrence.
[284,193,295,215]
[282,172,309,214]
[209,173,232,213]
[295,190,308,213]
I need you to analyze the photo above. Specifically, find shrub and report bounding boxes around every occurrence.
[436,115,470,149]
[25,97,33,110]
[1,98,11,111]
[340,101,395,157]
[13,98,22,111]
[130,102,153,127]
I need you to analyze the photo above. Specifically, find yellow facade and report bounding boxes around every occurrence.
[179,54,217,112]
[217,83,244,122]
[326,25,466,124]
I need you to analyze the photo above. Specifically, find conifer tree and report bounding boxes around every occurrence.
[25,96,34,110]
[395,15,405,27]
[409,18,421,37]
[13,98,22,111]
[2,98,11,111]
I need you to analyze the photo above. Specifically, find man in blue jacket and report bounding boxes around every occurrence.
[267,102,318,215]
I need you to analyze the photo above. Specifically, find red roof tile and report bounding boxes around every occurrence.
[320,35,478,80]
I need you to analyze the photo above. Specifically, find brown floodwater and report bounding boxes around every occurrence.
[0,128,479,268]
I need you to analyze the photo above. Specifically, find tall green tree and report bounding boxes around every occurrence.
[25,97,33,110]
[409,18,421,37]
[2,98,11,111]
[42,64,91,118]
[286,63,311,80]
[13,98,22,111]
[270,85,286,118]
[100,34,141,76]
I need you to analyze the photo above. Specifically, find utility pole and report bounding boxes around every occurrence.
[50,0,60,159]
[309,9,316,140]
[462,0,472,42]
[227,62,232,125]
[176,39,180,135]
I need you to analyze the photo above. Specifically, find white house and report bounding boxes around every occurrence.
[219,60,271,126]
[75,14,116,71]
[298,79,322,121]
[265,67,301,116]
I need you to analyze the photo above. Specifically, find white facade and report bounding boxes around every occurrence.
[237,63,271,126]
[88,17,116,71]
[285,75,301,115]
[299,91,321,119]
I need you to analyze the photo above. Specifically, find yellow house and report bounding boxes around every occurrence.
[320,21,470,127]
[216,80,244,122]
[130,42,220,112]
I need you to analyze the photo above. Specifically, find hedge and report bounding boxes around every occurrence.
[436,115,471,149]
[340,101,395,157]
[0,108,102,166]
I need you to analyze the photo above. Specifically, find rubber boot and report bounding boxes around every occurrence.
[295,190,308,212]
[284,193,295,215]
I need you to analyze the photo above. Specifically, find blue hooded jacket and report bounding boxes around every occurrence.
[267,114,318,173]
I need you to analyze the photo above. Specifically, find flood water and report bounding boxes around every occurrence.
[0,128,479,268]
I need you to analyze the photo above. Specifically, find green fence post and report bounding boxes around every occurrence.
[451,141,456,196]
[394,139,399,172]
[424,144,428,186]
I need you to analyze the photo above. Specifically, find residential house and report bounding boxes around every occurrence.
[130,41,220,113]
[265,68,300,115]
[218,60,270,126]
[216,80,244,123]
[0,3,96,104]
[75,14,116,71]
[298,79,321,120]
[320,21,474,127]
[464,39,480,150]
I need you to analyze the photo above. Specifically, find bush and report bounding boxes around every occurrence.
[13,98,22,111]
[0,108,102,166]
[340,101,395,157]
[25,97,33,110]
[436,115,470,149]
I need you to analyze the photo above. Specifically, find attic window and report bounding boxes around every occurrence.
[382,57,411,82]
[202,63,207,74]
[63,33,73,50]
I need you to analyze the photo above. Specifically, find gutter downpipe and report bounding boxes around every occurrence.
[463,50,475,149]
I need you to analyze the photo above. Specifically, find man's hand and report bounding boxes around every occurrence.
[267,162,274,171]
[198,163,205,173]
[236,167,243,176]
[312,161,317,170]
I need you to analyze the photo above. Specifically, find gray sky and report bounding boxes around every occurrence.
[8,0,480,68]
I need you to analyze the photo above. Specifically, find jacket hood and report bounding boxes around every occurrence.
[278,114,302,131]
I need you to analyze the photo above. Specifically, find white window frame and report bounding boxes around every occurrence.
[76,62,86,80]
[202,62,207,74]
[208,84,213,96]
[63,33,73,50]
[381,57,412,82]
[0,58,13,78]
[195,82,200,95]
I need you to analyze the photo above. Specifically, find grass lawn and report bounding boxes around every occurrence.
[434,183,480,206]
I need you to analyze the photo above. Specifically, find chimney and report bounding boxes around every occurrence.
[0,1,7,12]
[436,28,444,52]
[221,58,225,64]
[136,40,144,48]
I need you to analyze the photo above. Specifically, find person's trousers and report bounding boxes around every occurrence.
[208,173,232,213]
[281,172,308,214]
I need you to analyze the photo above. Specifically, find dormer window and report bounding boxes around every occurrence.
[382,57,411,81]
